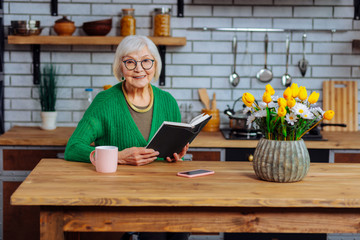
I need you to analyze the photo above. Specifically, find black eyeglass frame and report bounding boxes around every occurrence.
[122,59,155,70]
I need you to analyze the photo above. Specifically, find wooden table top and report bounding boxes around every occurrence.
[11,159,360,208]
[1,126,360,149]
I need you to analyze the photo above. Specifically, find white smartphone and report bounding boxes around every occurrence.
[177,169,215,178]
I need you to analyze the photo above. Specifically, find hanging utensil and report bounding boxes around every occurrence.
[298,33,309,77]
[229,36,240,87]
[281,36,292,87]
[256,33,273,82]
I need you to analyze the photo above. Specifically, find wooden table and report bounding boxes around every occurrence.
[11,159,360,239]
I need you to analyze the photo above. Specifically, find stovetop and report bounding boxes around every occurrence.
[220,129,262,140]
[220,129,327,141]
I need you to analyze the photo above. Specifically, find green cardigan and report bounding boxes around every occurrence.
[64,82,181,163]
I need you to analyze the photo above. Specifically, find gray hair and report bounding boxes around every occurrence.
[113,35,161,82]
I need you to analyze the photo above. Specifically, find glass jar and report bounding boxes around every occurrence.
[120,8,136,36]
[153,7,171,37]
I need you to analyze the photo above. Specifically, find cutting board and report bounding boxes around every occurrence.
[322,81,358,132]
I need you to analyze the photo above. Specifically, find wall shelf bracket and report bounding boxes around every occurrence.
[51,0,58,16]
[158,45,166,86]
[32,44,40,85]
[177,0,184,17]
[355,0,360,20]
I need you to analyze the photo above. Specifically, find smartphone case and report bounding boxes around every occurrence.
[177,169,215,178]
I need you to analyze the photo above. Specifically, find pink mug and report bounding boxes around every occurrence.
[90,146,118,173]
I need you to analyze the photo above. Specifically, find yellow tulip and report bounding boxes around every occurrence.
[283,87,293,100]
[242,92,255,107]
[323,110,335,120]
[298,86,308,101]
[277,106,287,117]
[262,92,272,103]
[277,97,287,107]
[265,84,275,96]
[287,97,296,108]
[308,91,320,104]
[290,83,299,98]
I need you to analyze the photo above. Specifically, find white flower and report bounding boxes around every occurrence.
[302,111,315,120]
[268,101,277,109]
[271,95,279,102]
[243,106,252,114]
[285,113,298,125]
[310,107,325,119]
[247,115,255,126]
[293,103,309,116]
[254,109,267,118]
[259,102,267,109]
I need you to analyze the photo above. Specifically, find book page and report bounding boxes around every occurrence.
[189,113,205,125]
[189,113,210,126]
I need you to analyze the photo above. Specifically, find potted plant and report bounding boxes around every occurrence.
[242,83,335,182]
[38,64,58,130]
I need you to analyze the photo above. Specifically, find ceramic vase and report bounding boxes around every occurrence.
[40,111,57,130]
[253,138,310,183]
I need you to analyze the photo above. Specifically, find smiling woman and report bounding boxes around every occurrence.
[65,35,189,164]
[64,37,190,240]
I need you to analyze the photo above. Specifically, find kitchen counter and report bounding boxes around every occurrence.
[0,126,359,149]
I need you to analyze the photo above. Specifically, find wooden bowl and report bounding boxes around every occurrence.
[82,19,112,36]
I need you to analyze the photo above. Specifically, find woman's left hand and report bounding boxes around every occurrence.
[166,143,190,163]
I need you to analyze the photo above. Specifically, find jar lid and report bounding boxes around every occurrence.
[122,8,135,13]
[154,7,171,14]
[55,16,74,23]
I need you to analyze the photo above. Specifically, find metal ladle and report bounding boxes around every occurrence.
[229,36,240,87]
[298,33,309,77]
[256,33,273,82]
[281,36,292,87]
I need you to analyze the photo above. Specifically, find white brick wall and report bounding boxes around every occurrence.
[2,0,360,133]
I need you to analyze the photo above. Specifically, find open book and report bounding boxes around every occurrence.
[146,113,212,158]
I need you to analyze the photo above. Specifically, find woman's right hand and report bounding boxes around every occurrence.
[118,147,159,166]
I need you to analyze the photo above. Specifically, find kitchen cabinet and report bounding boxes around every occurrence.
[226,148,329,163]
[0,127,71,240]
[330,150,360,163]
[1,146,65,240]
[188,148,225,161]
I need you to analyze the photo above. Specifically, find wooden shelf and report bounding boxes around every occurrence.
[8,36,187,46]
[7,35,187,85]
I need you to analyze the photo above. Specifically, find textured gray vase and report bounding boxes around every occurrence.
[253,138,310,183]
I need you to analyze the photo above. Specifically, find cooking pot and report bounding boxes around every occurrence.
[224,97,255,130]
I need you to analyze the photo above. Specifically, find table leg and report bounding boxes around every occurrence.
[40,207,64,240]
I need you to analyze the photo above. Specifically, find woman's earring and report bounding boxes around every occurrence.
[121,77,125,81]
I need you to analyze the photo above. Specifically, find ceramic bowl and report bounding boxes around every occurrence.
[54,22,76,36]
[54,16,76,36]
[82,19,112,36]
[10,20,42,36]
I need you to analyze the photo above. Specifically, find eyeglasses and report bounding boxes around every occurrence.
[122,59,155,70]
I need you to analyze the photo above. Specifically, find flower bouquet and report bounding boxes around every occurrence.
[242,83,335,141]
